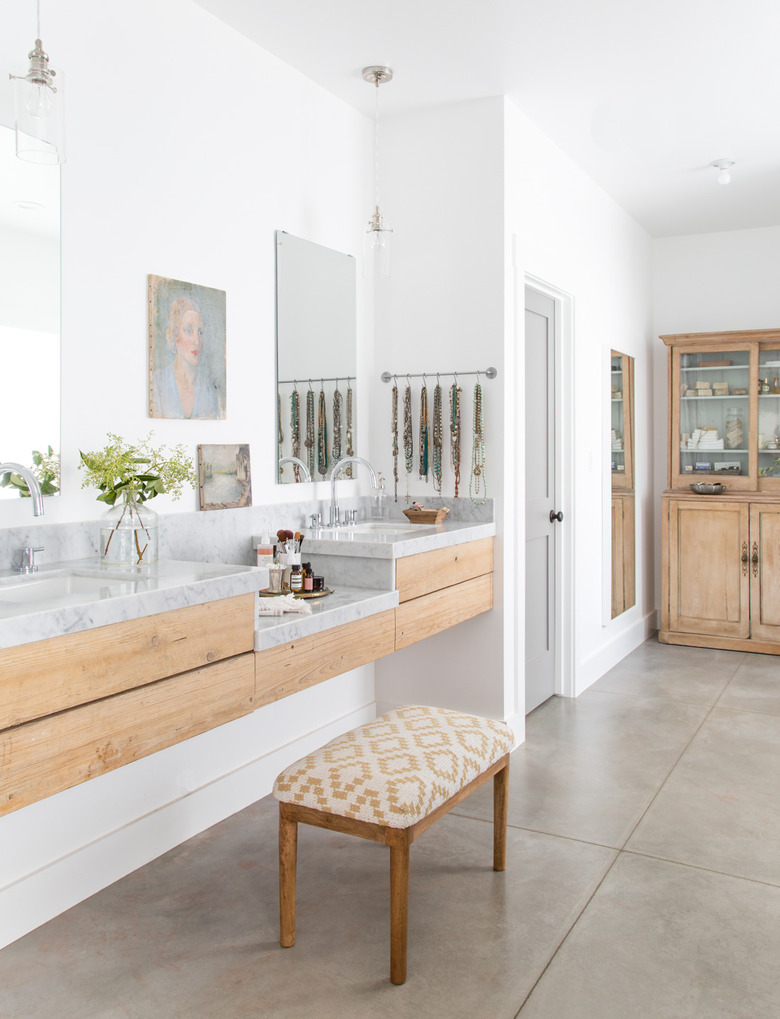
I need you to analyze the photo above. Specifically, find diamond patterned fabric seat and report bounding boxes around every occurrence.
[273,704,515,828]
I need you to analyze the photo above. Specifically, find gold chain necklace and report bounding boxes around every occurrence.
[469,380,487,504]
[450,382,462,497]
[432,382,443,493]
[317,388,328,477]
[304,388,315,477]
[391,380,399,501]
[345,380,354,476]
[419,382,429,481]
[332,383,342,462]
[290,386,301,482]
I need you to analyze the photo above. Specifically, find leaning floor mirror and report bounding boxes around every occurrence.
[611,350,635,617]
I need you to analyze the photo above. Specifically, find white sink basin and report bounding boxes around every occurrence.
[0,568,143,609]
[348,522,424,534]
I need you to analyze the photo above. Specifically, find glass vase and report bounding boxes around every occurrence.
[100,491,159,565]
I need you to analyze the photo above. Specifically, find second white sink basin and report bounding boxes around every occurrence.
[348,522,424,534]
[0,567,144,610]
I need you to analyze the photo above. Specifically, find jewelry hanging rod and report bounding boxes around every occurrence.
[278,376,353,386]
[380,367,498,383]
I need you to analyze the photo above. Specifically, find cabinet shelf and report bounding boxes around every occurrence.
[680,365,748,373]
[682,394,749,401]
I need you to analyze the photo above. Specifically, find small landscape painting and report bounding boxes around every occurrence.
[198,444,252,510]
[149,274,226,420]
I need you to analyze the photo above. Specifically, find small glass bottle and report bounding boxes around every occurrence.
[290,564,303,592]
[762,378,771,394]
[303,562,313,592]
[773,377,780,394]
[371,473,389,520]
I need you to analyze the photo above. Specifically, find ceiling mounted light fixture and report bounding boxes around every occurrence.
[9,0,65,164]
[363,65,393,278]
[710,158,735,185]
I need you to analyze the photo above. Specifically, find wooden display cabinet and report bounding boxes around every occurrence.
[661,328,780,653]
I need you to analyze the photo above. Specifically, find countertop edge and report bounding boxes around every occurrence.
[254,586,399,650]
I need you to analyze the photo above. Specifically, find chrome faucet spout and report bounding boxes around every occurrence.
[329,456,379,527]
[278,456,312,482]
[0,462,44,516]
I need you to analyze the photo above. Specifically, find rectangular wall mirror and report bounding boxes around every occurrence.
[275,231,357,484]
[0,123,61,499]
[611,350,635,617]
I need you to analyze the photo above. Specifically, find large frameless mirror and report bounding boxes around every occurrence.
[0,123,60,499]
[611,350,635,617]
[275,231,357,483]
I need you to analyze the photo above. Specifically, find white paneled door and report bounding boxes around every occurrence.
[525,288,559,712]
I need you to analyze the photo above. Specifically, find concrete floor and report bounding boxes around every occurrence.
[1,637,779,1018]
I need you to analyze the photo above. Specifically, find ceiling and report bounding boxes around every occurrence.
[194,0,780,238]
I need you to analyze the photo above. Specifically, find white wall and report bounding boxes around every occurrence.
[506,100,656,694]
[0,0,377,949]
[652,226,780,611]
[369,98,515,729]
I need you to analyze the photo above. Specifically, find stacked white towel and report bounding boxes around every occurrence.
[686,428,724,451]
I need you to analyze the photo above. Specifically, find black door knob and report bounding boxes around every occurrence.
[549,510,563,523]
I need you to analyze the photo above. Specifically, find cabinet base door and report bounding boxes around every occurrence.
[750,504,780,641]
[667,500,749,638]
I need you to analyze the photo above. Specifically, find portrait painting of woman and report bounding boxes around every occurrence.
[148,275,226,419]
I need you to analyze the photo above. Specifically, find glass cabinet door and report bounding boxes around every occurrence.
[674,346,754,490]
[611,351,633,489]
[758,344,780,484]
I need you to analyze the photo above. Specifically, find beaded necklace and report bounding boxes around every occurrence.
[450,382,462,497]
[403,382,413,502]
[391,379,399,501]
[419,382,429,482]
[469,380,487,505]
[290,386,301,482]
[304,387,315,477]
[332,383,343,462]
[317,388,328,477]
[345,380,354,476]
[432,381,443,493]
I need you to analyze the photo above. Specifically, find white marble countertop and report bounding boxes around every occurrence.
[301,518,496,559]
[254,585,398,651]
[0,559,268,651]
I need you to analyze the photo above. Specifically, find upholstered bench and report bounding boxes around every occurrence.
[272,703,514,984]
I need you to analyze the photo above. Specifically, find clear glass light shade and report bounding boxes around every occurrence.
[12,59,65,164]
[364,208,392,279]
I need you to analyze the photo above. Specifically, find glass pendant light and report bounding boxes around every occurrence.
[363,65,393,278]
[9,1,65,165]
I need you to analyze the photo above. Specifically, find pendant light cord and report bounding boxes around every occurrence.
[36,0,41,39]
[373,80,381,213]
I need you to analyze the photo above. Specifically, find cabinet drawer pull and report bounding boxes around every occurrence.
[752,541,759,578]
[741,542,749,576]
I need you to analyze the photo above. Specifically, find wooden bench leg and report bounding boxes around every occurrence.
[493,758,509,872]
[389,832,411,985]
[279,805,298,948]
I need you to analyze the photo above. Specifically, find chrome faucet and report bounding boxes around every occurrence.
[0,462,44,516]
[278,456,312,482]
[329,456,378,527]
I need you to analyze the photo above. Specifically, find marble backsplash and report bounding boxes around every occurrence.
[0,494,493,571]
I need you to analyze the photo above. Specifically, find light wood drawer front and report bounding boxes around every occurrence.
[395,538,494,603]
[0,594,256,731]
[395,574,493,650]
[0,652,255,816]
[255,610,395,708]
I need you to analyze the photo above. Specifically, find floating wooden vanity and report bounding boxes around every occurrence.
[254,537,494,707]
[0,594,256,816]
[0,530,495,817]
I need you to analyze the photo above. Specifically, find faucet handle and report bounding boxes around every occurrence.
[17,546,44,574]
[310,512,322,528]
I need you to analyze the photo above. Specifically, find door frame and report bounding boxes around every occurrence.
[524,274,574,699]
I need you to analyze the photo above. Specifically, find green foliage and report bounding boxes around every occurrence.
[79,432,198,506]
[0,445,60,498]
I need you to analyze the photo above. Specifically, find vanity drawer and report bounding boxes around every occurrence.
[255,610,396,707]
[395,574,493,650]
[0,594,256,730]
[0,651,256,816]
[395,538,493,603]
